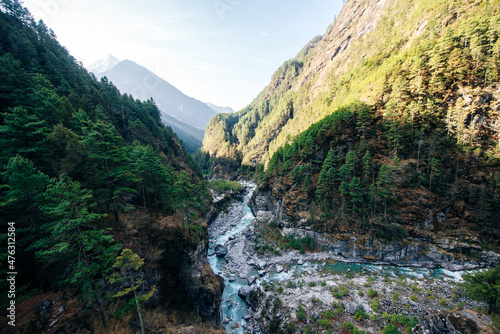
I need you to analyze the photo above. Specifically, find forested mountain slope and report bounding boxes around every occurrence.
[203,0,500,167]
[0,3,222,332]
[202,0,500,257]
[91,57,213,153]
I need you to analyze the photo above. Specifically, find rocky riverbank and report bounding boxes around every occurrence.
[248,187,500,271]
[208,182,498,333]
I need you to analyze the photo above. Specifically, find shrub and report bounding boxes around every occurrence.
[318,318,331,327]
[381,324,400,334]
[439,299,448,307]
[296,300,307,321]
[368,288,378,298]
[354,309,367,321]
[370,298,380,312]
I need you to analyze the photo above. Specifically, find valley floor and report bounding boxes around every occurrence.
[208,183,497,334]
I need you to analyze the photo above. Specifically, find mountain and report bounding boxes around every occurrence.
[206,102,235,114]
[90,57,216,132]
[199,1,500,332]
[86,53,120,74]
[203,0,500,167]
[0,6,223,332]
[201,0,500,241]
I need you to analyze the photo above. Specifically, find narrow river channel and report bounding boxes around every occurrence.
[208,183,257,333]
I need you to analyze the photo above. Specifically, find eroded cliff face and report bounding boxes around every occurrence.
[147,218,224,326]
[111,210,225,327]
[249,188,500,270]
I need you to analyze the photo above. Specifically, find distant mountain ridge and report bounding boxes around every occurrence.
[206,102,235,114]
[89,56,217,152]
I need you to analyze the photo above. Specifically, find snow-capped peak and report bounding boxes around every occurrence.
[87,54,121,75]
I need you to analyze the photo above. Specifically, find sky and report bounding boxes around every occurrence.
[23,0,344,111]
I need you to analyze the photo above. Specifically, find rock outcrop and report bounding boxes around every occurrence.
[249,187,500,271]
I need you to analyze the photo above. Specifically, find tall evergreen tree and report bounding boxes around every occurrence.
[0,106,49,165]
[349,176,365,214]
[376,164,392,220]
[32,173,120,327]
[82,119,137,223]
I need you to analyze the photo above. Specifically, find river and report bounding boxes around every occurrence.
[207,183,475,334]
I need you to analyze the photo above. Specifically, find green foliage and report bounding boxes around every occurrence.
[382,313,419,333]
[332,285,350,299]
[345,322,366,334]
[109,249,156,334]
[368,288,378,298]
[0,5,211,319]
[381,324,400,334]
[354,309,367,321]
[296,300,307,321]
[32,173,120,325]
[208,179,243,194]
[463,266,500,314]
[370,298,380,312]
[283,234,317,253]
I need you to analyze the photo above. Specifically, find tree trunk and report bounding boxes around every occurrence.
[132,283,145,334]
[114,208,119,225]
[93,287,108,328]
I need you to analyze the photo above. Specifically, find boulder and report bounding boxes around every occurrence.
[215,244,228,257]
[341,301,364,315]
[248,276,257,286]
[238,286,252,304]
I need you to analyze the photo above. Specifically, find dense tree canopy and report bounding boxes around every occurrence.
[0,4,211,321]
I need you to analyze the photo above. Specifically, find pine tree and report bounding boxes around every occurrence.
[339,150,356,182]
[109,249,156,334]
[362,149,373,184]
[349,177,365,214]
[0,155,50,228]
[376,164,392,220]
[32,173,120,327]
[173,171,197,227]
[317,148,336,207]
[130,143,174,213]
[0,106,49,165]
[463,266,500,314]
[339,181,349,221]
[82,120,137,223]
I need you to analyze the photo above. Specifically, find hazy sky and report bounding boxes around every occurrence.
[23,0,344,111]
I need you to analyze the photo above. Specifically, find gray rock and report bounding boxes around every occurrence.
[342,301,364,315]
[297,259,305,265]
[215,244,228,257]
[238,286,252,303]
[248,276,257,286]
[229,276,236,282]
[276,265,284,273]
[259,270,267,277]
[248,256,267,270]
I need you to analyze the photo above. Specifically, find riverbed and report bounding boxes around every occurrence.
[207,183,483,334]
